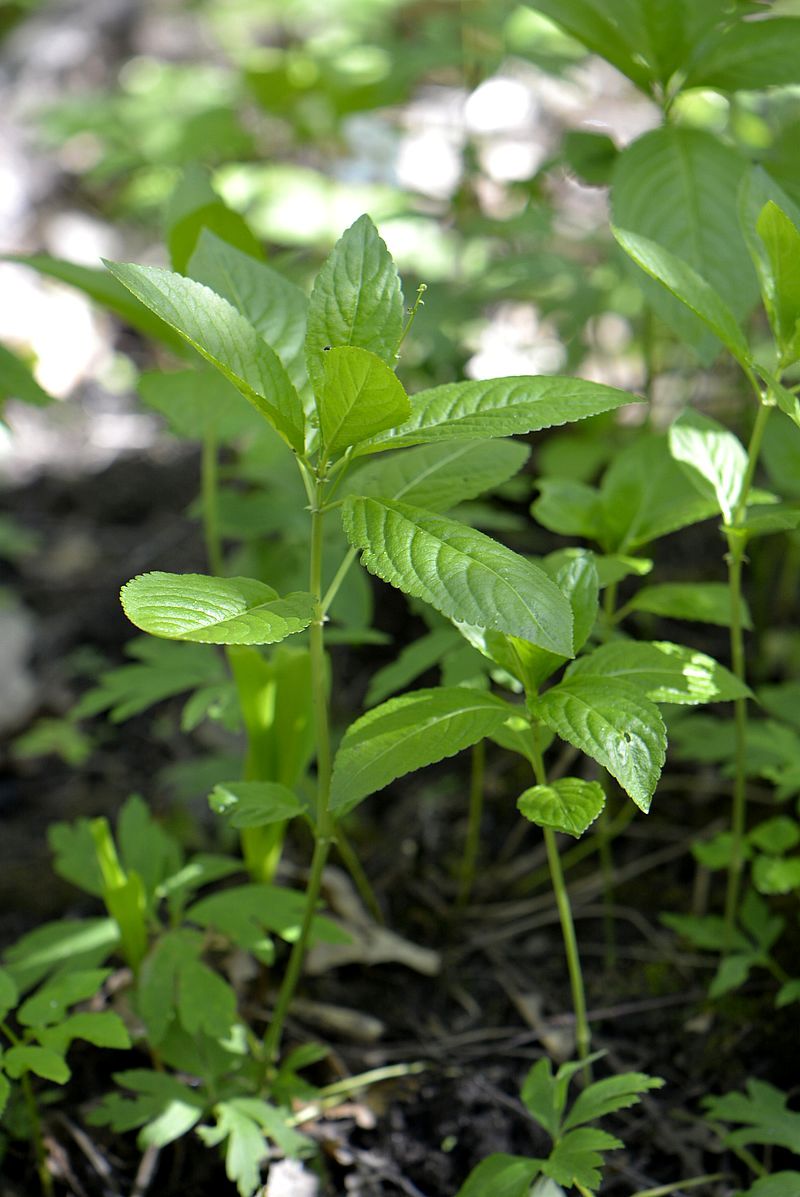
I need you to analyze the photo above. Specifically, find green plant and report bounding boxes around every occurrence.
[704,1079,800,1196]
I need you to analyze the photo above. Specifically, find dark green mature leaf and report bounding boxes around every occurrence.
[685,17,800,92]
[567,640,750,705]
[531,676,666,811]
[88,1069,205,1146]
[704,1079,800,1152]
[524,0,651,90]
[121,573,316,645]
[74,637,224,723]
[329,688,511,815]
[613,227,752,368]
[318,346,410,454]
[305,214,403,396]
[3,1045,69,1083]
[564,1071,663,1130]
[454,1154,542,1197]
[166,167,264,276]
[365,628,462,706]
[349,439,530,512]
[517,778,605,838]
[0,1075,10,1117]
[8,255,186,353]
[532,478,604,542]
[177,958,238,1040]
[612,127,756,359]
[745,1175,800,1197]
[357,376,637,455]
[36,1011,131,1054]
[669,409,748,523]
[0,968,18,1021]
[138,369,262,442]
[342,497,573,654]
[209,781,305,828]
[187,885,347,961]
[544,1127,621,1190]
[506,549,599,690]
[756,202,800,364]
[626,582,752,629]
[18,969,110,1027]
[105,262,305,451]
[3,919,119,993]
[0,343,53,407]
[188,230,307,383]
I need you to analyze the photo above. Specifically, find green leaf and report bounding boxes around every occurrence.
[523,1,652,90]
[668,409,748,524]
[625,582,752,629]
[198,1098,312,1197]
[3,1045,69,1083]
[0,968,18,1021]
[0,343,53,407]
[88,1069,204,1147]
[357,376,638,455]
[532,478,604,542]
[530,676,666,812]
[749,817,800,855]
[209,781,305,828]
[508,549,599,690]
[704,1079,800,1153]
[138,368,263,443]
[455,1154,542,1197]
[187,885,348,960]
[593,554,653,587]
[567,639,750,705]
[752,855,800,896]
[137,929,202,1045]
[342,497,574,655]
[520,1056,562,1137]
[177,958,238,1040]
[18,969,111,1027]
[776,981,800,1008]
[2,919,119,993]
[318,346,410,454]
[329,687,512,816]
[612,127,756,360]
[349,439,530,512]
[517,778,605,838]
[563,1071,663,1131]
[543,1126,621,1190]
[36,1011,131,1053]
[599,434,718,552]
[305,214,403,397]
[685,17,800,92]
[166,166,264,276]
[104,262,305,452]
[745,1175,800,1197]
[756,201,800,363]
[613,227,752,368]
[188,230,307,384]
[121,573,316,646]
[0,1074,10,1118]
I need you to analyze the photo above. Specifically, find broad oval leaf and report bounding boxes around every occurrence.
[305,214,403,395]
[188,229,308,384]
[530,676,666,812]
[356,376,638,455]
[342,497,574,655]
[121,573,316,645]
[319,346,410,454]
[625,582,752,629]
[329,687,512,815]
[567,639,750,705]
[685,17,800,92]
[668,409,748,525]
[454,1153,542,1197]
[612,127,756,361]
[517,778,606,838]
[209,781,305,828]
[613,226,752,368]
[104,262,305,452]
[348,439,530,512]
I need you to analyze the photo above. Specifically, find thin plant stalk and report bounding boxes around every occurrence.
[456,738,486,909]
[1,1021,52,1197]
[263,472,336,1064]
[530,733,591,1070]
[723,399,771,940]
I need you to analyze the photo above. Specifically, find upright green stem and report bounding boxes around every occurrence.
[530,732,591,1069]
[201,428,223,577]
[456,739,486,909]
[263,474,336,1064]
[723,401,771,942]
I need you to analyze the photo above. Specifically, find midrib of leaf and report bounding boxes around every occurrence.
[393,442,483,500]
[346,698,504,776]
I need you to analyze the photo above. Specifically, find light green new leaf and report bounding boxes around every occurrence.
[121,573,316,645]
[567,639,750,705]
[756,202,800,363]
[357,376,637,455]
[188,230,308,384]
[329,687,511,815]
[544,1127,622,1190]
[517,778,605,838]
[349,439,530,512]
[199,1098,311,1197]
[305,214,403,396]
[685,17,800,92]
[342,497,573,654]
[530,676,666,812]
[626,582,752,629]
[454,1154,542,1197]
[612,127,756,361]
[318,346,410,454]
[209,781,305,828]
[668,409,747,525]
[563,1071,663,1131]
[105,262,305,452]
[613,226,752,368]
